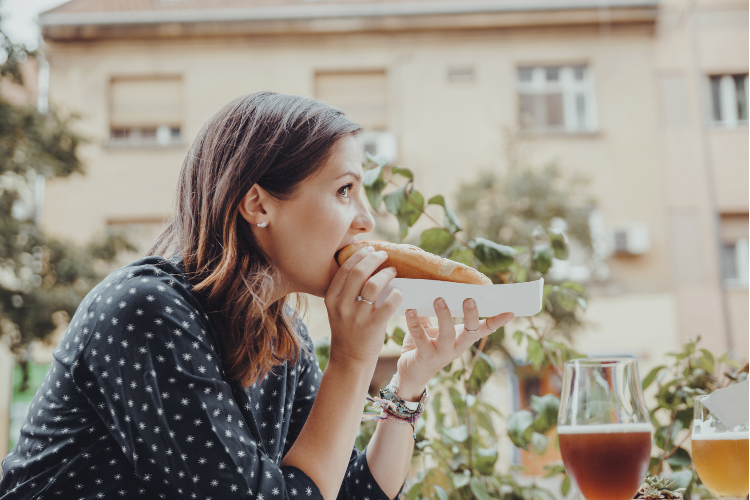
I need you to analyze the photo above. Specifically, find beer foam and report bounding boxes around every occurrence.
[692,431,749,441]
[557,423,652,434]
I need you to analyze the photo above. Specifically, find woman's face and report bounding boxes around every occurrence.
[240,135,375,299]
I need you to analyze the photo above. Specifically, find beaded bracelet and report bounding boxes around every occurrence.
[362,394,423,443]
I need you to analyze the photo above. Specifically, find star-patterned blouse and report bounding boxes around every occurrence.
[0,256,405,500]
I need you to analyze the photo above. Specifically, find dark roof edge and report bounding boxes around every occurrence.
[39,0,658,27]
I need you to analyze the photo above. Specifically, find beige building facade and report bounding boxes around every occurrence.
[36,0,748,359]
[1,0,744,475]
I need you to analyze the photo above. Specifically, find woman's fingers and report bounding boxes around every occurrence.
[485,312,515,333]
[461,298,480,332]
[404,310,432,351]
[340,250,389,302]
[432,297,456,347]
[419,316,433,330]
[372,286,403,323]
[327,246,373,298]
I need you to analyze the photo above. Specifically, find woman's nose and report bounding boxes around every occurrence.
[355,199,376,233]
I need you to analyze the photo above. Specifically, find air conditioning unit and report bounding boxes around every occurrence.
[360,131,398,165]
[610,223,650,255]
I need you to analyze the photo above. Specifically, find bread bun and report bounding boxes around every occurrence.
[335,240,492,285]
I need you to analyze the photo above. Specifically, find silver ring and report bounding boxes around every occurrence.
[464,319,487,333]
[357,295,374,305]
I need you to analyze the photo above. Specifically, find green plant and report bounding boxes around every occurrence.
[319,153,590,499]
[0,28,136,386]
[642,336,746,495]
[635,477,686,500]
[313,152,748,500]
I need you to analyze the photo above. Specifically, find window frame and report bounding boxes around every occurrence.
[722,237,749,290]
[516,64,599,135]
[106,75,185,149]
[707,73,749,129]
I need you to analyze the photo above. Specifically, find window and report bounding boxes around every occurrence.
[719,213,749,289]
[109,76,183,147]
[517,64,597,133]
[709,74,748,128]
[315,70,387,131]
[446,65,476,82]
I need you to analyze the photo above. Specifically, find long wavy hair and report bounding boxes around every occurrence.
[148,92,362,387]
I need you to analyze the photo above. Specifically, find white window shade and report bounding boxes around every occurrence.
[315,71,387,130]
[110,77,182,128]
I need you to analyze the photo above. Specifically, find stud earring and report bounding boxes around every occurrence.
[256,221,268,228]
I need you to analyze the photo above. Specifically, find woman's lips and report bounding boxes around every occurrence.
[334,239,358,264]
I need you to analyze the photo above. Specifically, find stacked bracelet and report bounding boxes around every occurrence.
[361,375,429,444]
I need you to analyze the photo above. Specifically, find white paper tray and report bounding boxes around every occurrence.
[374,277,544,318]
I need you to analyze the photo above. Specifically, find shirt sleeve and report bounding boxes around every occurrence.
[283,319,406,500]
[68,268,324,499]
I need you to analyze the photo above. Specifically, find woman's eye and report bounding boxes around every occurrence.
[338,183,354,198]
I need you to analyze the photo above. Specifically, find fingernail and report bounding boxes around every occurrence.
[407,309,416,318]
[467,299,476,310]
[365,246,375,252]
[388,266,397,274]
[377,250,388,257]
[437,298,446,308]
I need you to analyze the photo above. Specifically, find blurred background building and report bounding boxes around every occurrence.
[1,0,747,485]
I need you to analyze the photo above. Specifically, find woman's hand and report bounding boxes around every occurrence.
[325,246,403,366]
[395,297,514,398]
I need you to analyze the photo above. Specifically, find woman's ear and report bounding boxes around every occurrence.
[238,184,271,226]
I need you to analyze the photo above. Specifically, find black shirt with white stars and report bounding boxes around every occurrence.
[0,256,405,500]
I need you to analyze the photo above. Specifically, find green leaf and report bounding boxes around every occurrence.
[561,475,571,496]
[666,447,691,469]
[469,237,518,272]
[384,184,409,216]
[442,425,468,443]
[547,227,569,260]
[513,330,525,345]
[475,408,495,435]
[468,351,496,393]
[362,162,384,186]
[406,481,421,500]
[384,185,424,241]
[391,326,405,346]
[560,281,585,293]
[530,431,548,455]
[473,447,498,475]
[531,394,560,433]
[526,338,546,370]
[469,478,489,500]
[449,247,474,267]
[434,485,448,500]
[364,177,387,211]
[428,195,463,234]
[419,228,454,255]
[515,266,527,283]
[669,469,693,489]
[532,244,555,274]
[488,324,505,346]
[431,392,444,430]
[448,387,465,412]
[641,365,666,390]
[391,166,413,181]
[507,410,534,450]
[452,473,470,489]
[700,348,715,373]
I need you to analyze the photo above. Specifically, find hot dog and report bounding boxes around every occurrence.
[335,240,492,285]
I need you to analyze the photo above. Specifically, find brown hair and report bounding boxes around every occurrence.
[148,91,362,387]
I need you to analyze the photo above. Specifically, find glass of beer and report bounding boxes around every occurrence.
[692,394,749,499]
[557,358,652,500]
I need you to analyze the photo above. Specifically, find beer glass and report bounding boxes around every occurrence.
[692,394,749,499]
[557,358,652,500]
